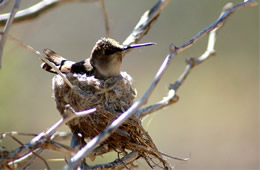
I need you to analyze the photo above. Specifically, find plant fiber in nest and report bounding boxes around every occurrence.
[52,72,171,169]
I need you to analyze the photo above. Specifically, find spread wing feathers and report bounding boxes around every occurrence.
[41,48,75,74]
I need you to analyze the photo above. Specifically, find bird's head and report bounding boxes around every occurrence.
[90,37,155,79]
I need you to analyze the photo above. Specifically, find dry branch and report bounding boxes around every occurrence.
[0,0,257,169]
[137,1,258,118]
[0,0,107,70]
[123,0,170,51]
[65,0,257,169]
[0,0,20,69]
[0,107,95,169]
[0,0,79,23]
[65,0,172,168]
[100,0,110,37]
[0,33,74,88]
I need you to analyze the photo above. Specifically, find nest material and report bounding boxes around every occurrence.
[52,72,171,169]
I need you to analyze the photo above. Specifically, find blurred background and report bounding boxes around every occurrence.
[0,0,258,169]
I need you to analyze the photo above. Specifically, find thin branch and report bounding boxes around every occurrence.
[129,142,189,161]
[0,0,20,69]
[28,106,96,146]
[137,0,257,118]
[88,151,139,169]
[0,132,37,140]
[7,148,42,168]
[23,150,50,170]
[3,107,96,168]
[65,35,177,170]
[1,33,74,88]
[0,0,59,23]
[42,141,76,155]
[122,0,170,48]
[64,0,257,168]
[100,0,110,37]
[0,0,102,24]
[136,88,179,118]
[0,0,10,9]
[50,132,72,141]
[177,0,258,53]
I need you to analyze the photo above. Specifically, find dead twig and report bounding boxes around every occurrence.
[64,0,257,169]
[122,0,170,51]
[100,0,110,37]
[0,33,74,88]
[137,0,257,118]
[0,0,10,9]
[0,0,59,23]
[88,151,139,169]
[0,0,20,69]
[1,107,95,168]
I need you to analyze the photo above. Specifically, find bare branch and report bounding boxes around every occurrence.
[1,107,95,168]
[28,106,96,147]
[137,0,257,118]
[88,151,139,169]
[123,0,170,47]
[23,150,50,170]
[64,1,257,168]
[7,149,42,168]
[65,35,177,170]
[177,0,258,53]
[0,0,59,23]
[1,34,75,88]
[100,0,110,37]
[0,0,10,9]
[0,0,103,24]
[0,1,257,169]
[0,0,20,69]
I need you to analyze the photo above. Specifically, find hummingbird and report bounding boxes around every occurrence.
[41,38,155,79]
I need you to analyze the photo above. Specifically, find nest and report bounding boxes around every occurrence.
[52,72,171,169]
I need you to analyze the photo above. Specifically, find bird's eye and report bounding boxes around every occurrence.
[104,49,116,55]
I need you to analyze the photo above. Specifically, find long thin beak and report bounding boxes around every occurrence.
[122,42,156,51]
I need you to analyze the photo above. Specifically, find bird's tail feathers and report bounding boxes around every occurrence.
[41,48,75,74]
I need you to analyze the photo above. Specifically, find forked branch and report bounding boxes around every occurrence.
[0,0,257,169]
[65,0,257,169]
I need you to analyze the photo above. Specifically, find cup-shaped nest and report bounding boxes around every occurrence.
[52,72,171,169]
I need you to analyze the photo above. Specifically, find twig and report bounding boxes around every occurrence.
[129,142,189,161]
[4,107,96,168]
[0,0,104,24]
[100,0,110,37]
[50,132,72,141]
[177,0,258,53]
[65,34,177,170]
[137,0,257,118]
[28,106,96,146]
[7,148,42,168]
[0,0,59,23]
[88,151,139,169]
[122,0,170,48]
[0,132,37,140]
[22,150,49,170]
[0,0,10,9]
[64,0,257,169]
[1,33,74,88]
[0,0,20,69]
